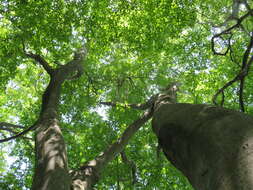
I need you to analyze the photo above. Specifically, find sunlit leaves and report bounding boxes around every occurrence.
[1,0,250,189]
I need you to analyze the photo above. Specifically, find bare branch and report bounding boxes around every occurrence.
[213,75,239,105]
[101,83,179,111]
[0,122,24,129]
[218,11,251,35]
[0,127,18,134]
[213,35,253,107]
[242,35,253,69]
[239,78,245,112]
[0,124,36,143]
[211,11,252,55]
[0,122,33,141]
[97,109,153,164]
[70,82,179,188]
[221,91,225,107]
[25,52,54,75]
[0,127,32,141]
[237,36,253,112]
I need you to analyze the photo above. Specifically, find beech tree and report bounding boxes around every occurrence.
[0,0,253,190]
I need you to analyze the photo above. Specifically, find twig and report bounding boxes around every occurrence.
[100,101,150,110]
[242,35,253,69]
[100,94,158,110]
[239,78,245,112]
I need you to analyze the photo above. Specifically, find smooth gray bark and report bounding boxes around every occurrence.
[152,103,253,190]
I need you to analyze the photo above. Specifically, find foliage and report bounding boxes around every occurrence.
[0,0,252,189]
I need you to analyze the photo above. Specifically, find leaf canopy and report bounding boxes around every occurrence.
[0,0,252,189]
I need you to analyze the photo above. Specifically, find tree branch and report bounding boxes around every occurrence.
[212,75,239,105]
[70,109,153,189]
[242,35,253,70]
[25,52,54,76]
[239,78,245,112]
[93,109,153,167]
[211,11,252,56]
[70,83,179,189]
[100,101,151,110]
[0,127,32,141]
[217,11,251,35]
[100,94,158,110]
[212,35,253,107]
[0,122,24,129]
[0,123,36,143]
[211,34,232,56]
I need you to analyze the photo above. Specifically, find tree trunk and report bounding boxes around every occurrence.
[152,103,253,190]
[31,73,70,190]
[30,49,86,190]
[31,119,70,190]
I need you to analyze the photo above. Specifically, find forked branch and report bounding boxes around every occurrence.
[211,11,252,56]
[213,35,253,112]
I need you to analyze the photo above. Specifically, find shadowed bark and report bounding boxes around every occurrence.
[152,103,253,190]
[30,49,86,190]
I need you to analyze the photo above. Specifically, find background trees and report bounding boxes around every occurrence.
[0,0,252,189]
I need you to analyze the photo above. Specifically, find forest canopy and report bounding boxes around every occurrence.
[0,0,253,189]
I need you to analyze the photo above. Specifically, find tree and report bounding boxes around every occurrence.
[0,0,252,189]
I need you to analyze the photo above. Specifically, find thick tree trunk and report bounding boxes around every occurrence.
[152,103,253,190]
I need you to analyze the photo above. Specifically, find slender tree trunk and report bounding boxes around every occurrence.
[152,103,253,190]
[29,49,86,190]
[31,73,70,190]
[32,119,70,190]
